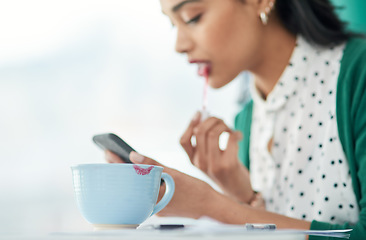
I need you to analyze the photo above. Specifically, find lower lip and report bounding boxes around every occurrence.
[198,65,211,77]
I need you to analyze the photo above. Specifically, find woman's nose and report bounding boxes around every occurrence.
[175,28,194,54]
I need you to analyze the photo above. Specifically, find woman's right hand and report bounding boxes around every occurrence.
[106,147,264,209]
[180,112,255,204]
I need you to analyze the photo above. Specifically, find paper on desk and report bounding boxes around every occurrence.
[52,219,352,239]
[183,218,352,238]
[141,223,352,239]
[51,228,351,240]
[189,226,352,239]
[294,229,352,239]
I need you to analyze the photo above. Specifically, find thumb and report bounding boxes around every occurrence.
[226,131,243,152]
[227,130,243,143]
[129,151,164,167]
[234,131,243,141]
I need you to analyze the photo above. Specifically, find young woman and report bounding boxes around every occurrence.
[106,0,366,239]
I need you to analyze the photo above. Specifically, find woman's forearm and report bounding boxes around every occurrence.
[206,189,311,230]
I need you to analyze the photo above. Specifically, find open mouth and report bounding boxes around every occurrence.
[189,60,212,77]
[198,63,211,77]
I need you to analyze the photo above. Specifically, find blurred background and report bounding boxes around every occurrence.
[0,0,364,236]
[0,0,244,235]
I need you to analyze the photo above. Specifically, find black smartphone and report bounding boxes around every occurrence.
[93,133,136,163]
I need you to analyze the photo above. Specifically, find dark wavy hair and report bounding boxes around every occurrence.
[238,0,364,47]
[273,0,359,46]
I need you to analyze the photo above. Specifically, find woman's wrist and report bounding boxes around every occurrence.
[248,192,266,209]
[217,163,254,204]
[204,190,310,230]
[247,191,257,204]
[204,190,249,224]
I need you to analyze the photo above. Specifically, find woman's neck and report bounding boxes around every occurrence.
[249,16,297,100]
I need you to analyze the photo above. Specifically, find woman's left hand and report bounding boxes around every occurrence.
[180,112,255,204]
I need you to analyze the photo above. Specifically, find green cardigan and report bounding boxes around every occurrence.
[234,38,366,240]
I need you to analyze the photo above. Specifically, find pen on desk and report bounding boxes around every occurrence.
[155,224,185,230]
[245,224,277,230]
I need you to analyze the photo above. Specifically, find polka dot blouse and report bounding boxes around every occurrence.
[249,36,359,225]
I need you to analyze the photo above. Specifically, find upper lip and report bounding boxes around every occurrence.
[189,59,210,64]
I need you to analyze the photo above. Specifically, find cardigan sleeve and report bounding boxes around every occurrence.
[234,100,253,170]
[310,38,366,240]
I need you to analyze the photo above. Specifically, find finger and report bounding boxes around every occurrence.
[193,117,223,171]
[225,131,243,156]
[105,150,124,163]
[207,122,231,164]
[129,151,165,168]
[180,111,201,160]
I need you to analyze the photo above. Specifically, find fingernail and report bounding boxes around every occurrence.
[193,111,201,122]
[130,151,145,163]
[105,150,115,163]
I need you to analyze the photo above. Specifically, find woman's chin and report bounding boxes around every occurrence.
[209,76,235,89]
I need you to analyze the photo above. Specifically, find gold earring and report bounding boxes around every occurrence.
[260,12,268,25]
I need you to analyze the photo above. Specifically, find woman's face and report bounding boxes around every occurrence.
[160,0,266,88]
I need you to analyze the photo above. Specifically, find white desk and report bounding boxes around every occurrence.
[2,230,306,240]
[7,217,351,240]
[2,219,306,240]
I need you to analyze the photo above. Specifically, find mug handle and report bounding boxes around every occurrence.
[150,172,175,216]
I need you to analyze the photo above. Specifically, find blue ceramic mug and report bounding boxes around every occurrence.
[71,164,175,229]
